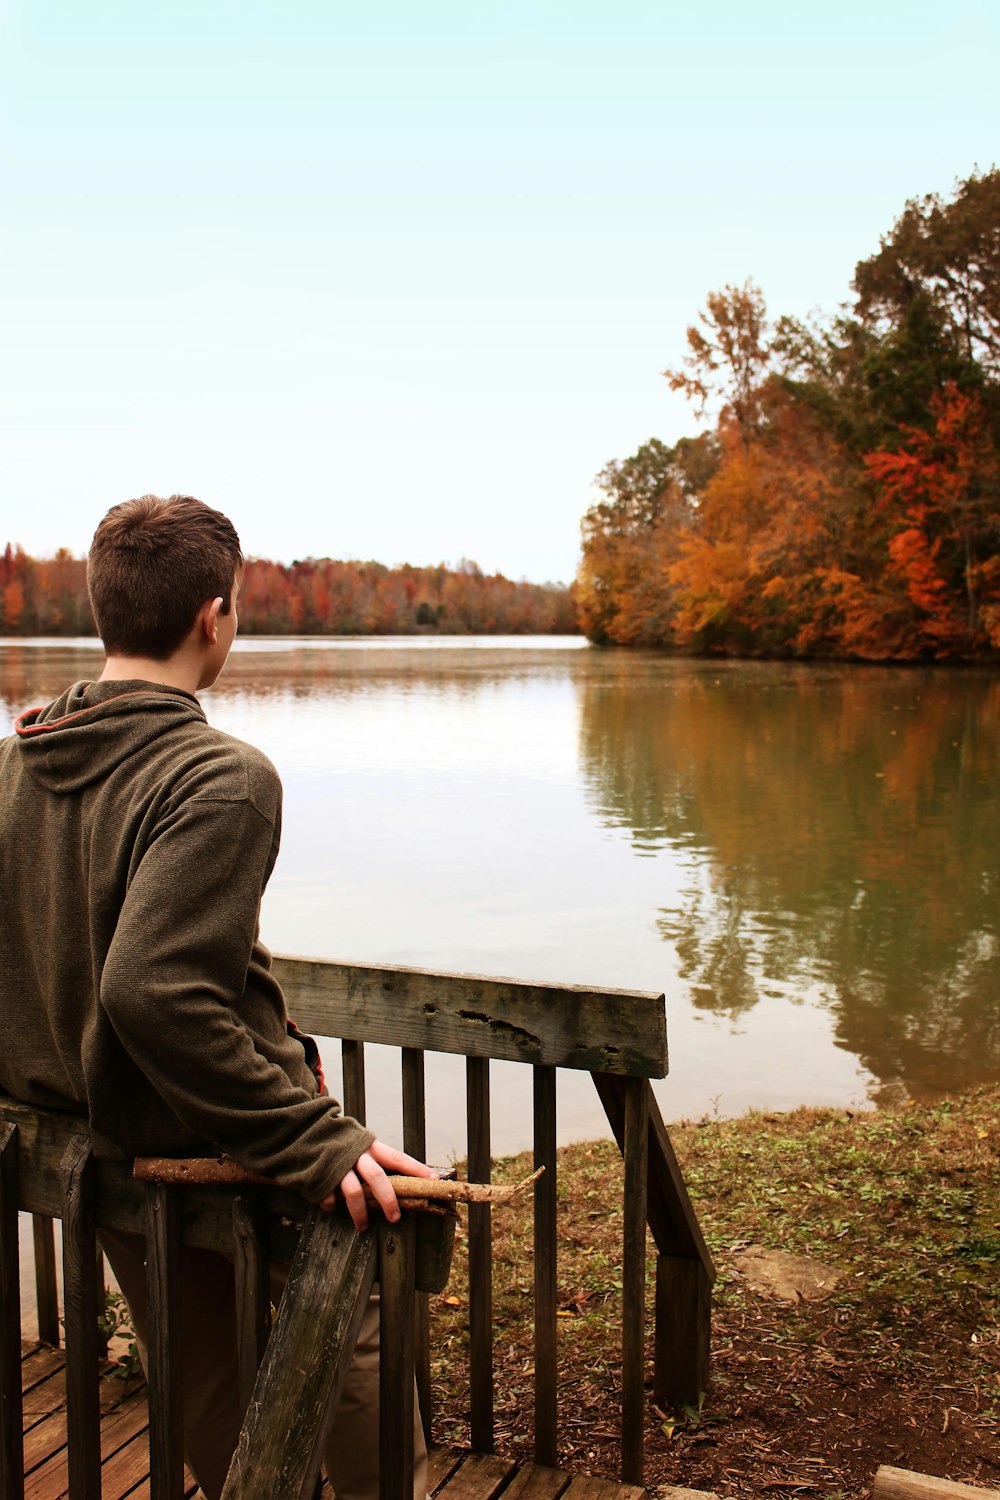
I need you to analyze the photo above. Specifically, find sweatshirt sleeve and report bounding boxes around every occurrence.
[99,767,374,1202]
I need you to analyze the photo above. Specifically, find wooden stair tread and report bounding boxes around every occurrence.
[429,1448,655,1500]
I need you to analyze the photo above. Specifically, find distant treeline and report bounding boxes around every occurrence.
[238,557,578,635]
[578,169,1000,660]
[0,546,578,638]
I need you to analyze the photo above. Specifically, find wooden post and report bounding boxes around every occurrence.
[621,1078,648,1486]
[401,1047,432,1447]
[31,1215,60,1347]
[146,1181,184,1500]
[233,1194,271,1417]
[532,1065,558,1467]
[221,1208,377,1500]
[378,1214,416,1500]
[61,1135,101,1500]
[654,1255,711,1412]
[0,1124,24,1500]
[466,1056,494,1454]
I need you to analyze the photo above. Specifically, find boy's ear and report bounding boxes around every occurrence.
[197,596,225,645]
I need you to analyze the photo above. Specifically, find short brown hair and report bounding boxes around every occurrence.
[88,495,244,659]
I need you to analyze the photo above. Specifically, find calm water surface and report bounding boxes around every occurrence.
[3,636,998,1161]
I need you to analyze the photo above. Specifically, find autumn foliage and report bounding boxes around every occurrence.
[0,546,577,639]
[579,170,1000,660]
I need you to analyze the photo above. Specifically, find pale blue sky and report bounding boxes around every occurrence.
[1,0,996,582]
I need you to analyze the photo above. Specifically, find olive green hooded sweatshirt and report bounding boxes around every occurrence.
[0,679,374,1201]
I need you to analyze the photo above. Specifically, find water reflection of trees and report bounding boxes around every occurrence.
[0,643,105,724]
[578,659,1000,1096]
[211,645,580,705]
[0,642,581,719]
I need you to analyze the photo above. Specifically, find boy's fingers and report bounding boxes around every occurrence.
[320,1139,434,1225]
[354,1152,401,1224]
[338,1169,369,1231]
[366,1140,436,1178]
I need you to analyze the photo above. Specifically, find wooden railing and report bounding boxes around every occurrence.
[271,955,716,1484]
[0,1095,453,1500]
[1,955,714,1494]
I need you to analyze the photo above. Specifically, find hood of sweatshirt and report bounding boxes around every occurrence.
[14,680,207,794]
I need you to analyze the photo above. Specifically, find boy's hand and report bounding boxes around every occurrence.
[320,1140,436,1231]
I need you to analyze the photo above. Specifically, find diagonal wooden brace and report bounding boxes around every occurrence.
[220,1207,378,1500]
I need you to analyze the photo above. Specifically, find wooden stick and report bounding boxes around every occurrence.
[874,1468,1000,1500]
[387,1169,542,1205]
[133,1155,542,1205]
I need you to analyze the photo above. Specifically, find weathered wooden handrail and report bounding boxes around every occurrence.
[271,956,669,1076]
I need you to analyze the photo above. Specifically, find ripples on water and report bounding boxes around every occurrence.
[3,637,998,1157]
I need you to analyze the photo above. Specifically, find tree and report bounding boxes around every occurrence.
[1,579,24,632]
[586,437,716,537]
[664,279,772,447]
[859,291,984,439]
[854,169,1000,377]
[577,436,716,644]
[865,382,1000,651]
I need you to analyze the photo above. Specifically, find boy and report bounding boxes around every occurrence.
[0,494,431,1498]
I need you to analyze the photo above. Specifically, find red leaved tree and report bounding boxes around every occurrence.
[864,383,1000,655]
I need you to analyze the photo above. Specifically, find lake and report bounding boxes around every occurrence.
[3,636,998,1163]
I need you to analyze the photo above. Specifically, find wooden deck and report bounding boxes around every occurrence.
[20,1341,651,1500]
[21,1341,197,1499]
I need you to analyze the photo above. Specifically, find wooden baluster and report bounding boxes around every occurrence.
[0,1124,24,1500]
[146,1181,184,1500]
[31,1215,60,1347]
[61,1135,101,1499]
[466,1056,493,1453]
[378,1214,416,1500]
[401,1047,432,1445]
[621,1079,649,1485]
[400,1046,426,1168]
[532,1065,558,1466]
[232,1194,271,1418]
[400,1049,427,1160]
[342,1040,367,1124]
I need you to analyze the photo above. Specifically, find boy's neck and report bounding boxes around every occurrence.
[99,652,202,695]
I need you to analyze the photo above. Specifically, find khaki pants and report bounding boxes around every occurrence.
[100,1228,427,1500]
